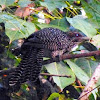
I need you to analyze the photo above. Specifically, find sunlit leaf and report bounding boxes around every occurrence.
[0,13,35,42]
[74,58,99,77]
[40,0,67,11]
[0,0,15,6]
[50,17,70,31]
[81,0,100,27]
[66,60,89,85]
[18,0,32,7]
[91,34,100,47]
[37,19,69,32]
[45,61,75,90]
[67,16,97,38]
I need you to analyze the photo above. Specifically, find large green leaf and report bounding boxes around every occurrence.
[75,58,100,99]
[40,0,67,11]
[37,23,66,31]
[74,58,99,77]
[37,18,69,32]
[18,0,32,7]
[66,16,97,38]
[66,60,90,85]
[81,0,100,27]
[91,34,100,47]
[50,17,70,31]
[0,0,15,6]
[0,13,35,42]
[45,62,75,90]
[38,24,68,31]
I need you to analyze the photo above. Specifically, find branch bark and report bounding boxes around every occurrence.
[40,73,71,78]
[0,50,100,76]
[78,63,100,100]
[43,50,100,65]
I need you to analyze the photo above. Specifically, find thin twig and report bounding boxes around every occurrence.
[40,73,71,78]
[78,85,100,100]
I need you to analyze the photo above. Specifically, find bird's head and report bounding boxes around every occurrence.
[67,31,89,42]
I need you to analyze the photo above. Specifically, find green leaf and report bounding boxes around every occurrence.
[18,0,32,7]
[66,16,97,38]
[81,0,100,27]
[74,58,100,99]
[59,94,68,100]
[89,93,95,100]
[0,13,35,42]
[37,19,69,32]
[40,0,67,11]
[92,34,100,47]
[74,58,99,77]
[45,62,75,90]
[0,0,15,6]
[66,60,90,85]
[48,93,60,100]
[50,17,70,31]
[37,23,68,32]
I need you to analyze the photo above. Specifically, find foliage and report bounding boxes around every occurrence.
[0,0,100,100]
[40,0,67,11]
[67,16,97,38]
[81,0,100,27]
[45,62,76,89]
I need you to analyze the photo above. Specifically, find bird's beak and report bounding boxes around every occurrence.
[72,37,90,42]
[81,37,90,41]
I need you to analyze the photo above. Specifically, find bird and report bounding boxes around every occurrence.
[13,27,87,58]
[4,27,88,92]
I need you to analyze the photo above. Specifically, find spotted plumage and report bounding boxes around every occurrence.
[21,28,84,57]
[4,27,86,92]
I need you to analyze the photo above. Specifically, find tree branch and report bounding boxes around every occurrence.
[78,63,100,100]
[43,50,100,65]
[0,50,100,76]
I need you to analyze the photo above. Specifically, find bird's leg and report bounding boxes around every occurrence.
[51,49,66,62]
[51,49,66,58]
